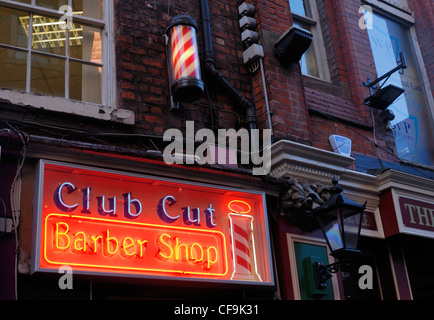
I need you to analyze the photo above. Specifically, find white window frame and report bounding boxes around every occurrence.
[0,0,129,123]
[289,0,330,82]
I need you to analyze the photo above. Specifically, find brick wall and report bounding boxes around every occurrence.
[114,0,251,135]
[407,0,434,95]
[252,0,311,143]
[113,0,431,163]
[251,0,401,161]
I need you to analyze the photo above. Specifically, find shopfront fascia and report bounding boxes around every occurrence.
[378,170,434,239]
[270,140,385,300]
[377,169,434,300]
[15,139,278,298]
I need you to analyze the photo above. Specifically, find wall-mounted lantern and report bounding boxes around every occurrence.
[312,178,366,289]
[166,15,204,105]
[363,52,407,110]
[274,25,313,63]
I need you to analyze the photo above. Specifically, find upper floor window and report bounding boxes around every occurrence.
[366,11,434,166]
[288,0,329,80]
[0,0,112,105]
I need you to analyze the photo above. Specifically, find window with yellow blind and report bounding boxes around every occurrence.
[288,0,330,81]
[0,0,113,106]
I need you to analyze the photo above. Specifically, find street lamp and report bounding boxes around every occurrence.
[312,178,366,289]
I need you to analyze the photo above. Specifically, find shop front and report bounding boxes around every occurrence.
[31,159,273,285]
[271,140,386,300]
[5,137,279,300]
[378,169,434,300]
[270,139,434,300]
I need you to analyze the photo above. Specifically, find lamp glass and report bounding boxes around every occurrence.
[341,207,362,250]
[314,196,365,257]
[316,207,344,252]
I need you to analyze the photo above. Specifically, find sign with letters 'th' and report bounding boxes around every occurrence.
[31,160,274,286]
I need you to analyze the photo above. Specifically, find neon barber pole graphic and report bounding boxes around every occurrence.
[228,200,262,282]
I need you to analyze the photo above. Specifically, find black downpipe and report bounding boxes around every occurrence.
[198,0,257,131]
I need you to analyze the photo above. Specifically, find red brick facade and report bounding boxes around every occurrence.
[0,0,433,302]
[114,0,432,165]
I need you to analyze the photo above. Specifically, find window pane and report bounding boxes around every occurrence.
[35,0,67,9]
[31,14,66,56]
[367,13,434,165]
[14,0,31,3]
[293,21,319,77]
[0,7,29,48]
[69,25,102,64]
[72,0,103,19]
[31,53,65,97]
[289,0,307,16]
[70,61,102,104]
[0,47,27,91]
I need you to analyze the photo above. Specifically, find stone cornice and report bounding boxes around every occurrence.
[377,169,434,196]
[270,140,379,211]
[270,140,355,184]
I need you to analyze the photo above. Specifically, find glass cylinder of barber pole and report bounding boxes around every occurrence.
[228,201,262,282]
[166,15,204,103]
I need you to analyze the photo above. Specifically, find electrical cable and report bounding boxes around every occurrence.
[4,121,28,300]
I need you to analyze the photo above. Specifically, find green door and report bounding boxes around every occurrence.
[294,241,335,300]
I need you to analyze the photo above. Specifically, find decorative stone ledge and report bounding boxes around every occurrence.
[271,140,383,234]
[270,139,355,184]
[0,88,135,125]
[377,169,434,196]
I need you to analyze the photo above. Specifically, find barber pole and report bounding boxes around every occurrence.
[228,201,262,282]
[166,15,204,103]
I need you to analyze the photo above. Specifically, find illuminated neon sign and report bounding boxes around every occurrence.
[31,160,274,285]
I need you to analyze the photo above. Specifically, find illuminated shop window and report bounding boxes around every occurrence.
[0,0,108,105]
[366,12,434,166]
[288,0,329,80]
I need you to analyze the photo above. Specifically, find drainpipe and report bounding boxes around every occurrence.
[198,0,257,132]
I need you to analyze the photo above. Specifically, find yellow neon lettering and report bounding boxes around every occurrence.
[158,233,173,259]
[55,222,70,250]
[174,237,189,261]
[136,239,148,258]
[105,230,119,255]
[206,246,218,269]
[190,242,204,263]
[73,231,86,252]
[122,237,136,257]
[91,235,102,253]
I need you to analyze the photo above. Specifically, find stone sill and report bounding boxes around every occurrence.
[0,88,135,125]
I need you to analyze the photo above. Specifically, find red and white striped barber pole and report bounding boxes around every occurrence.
[166,15,204,103]
[228,200,262,282]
